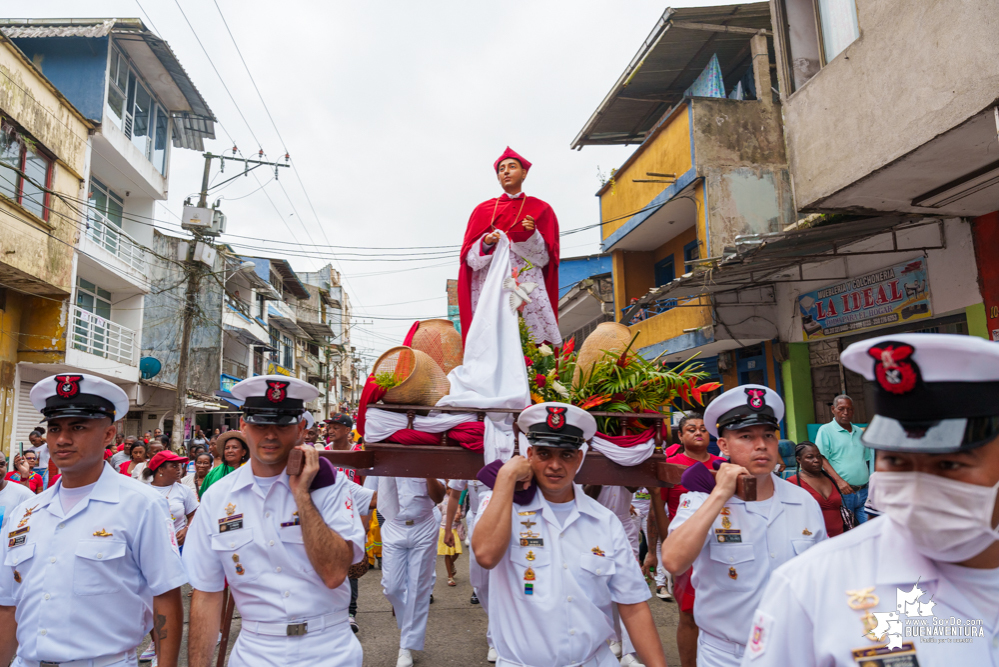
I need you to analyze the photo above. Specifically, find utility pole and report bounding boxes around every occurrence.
[171,152,289,452]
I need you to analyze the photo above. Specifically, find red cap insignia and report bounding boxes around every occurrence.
[546,406,567,431]
[745,388,766,412]
[868,343,918,395]
[54,375,83,398]
[266,381,289,403]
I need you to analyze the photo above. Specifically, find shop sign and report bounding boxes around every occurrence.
[798,259,932,340]
[267,362,293,376]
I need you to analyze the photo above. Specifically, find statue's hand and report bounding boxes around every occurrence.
[521,215,535,232]
[484,231,501,245]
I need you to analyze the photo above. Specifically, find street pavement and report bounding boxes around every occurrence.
[147,552,681,666]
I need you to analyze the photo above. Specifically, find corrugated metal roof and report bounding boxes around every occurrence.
[572,3,773,148]
[0,19,114,39]
[0,18,215,150]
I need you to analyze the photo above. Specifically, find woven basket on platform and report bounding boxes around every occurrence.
[573,322,634,386]
[409,319,463,375]
[374,346,451,406]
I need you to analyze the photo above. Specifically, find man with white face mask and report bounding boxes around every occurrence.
[741,333,999,666]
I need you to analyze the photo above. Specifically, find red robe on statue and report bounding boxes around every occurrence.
[457,194,560,346]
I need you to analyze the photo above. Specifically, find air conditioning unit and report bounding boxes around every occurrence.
[181,206,214,233]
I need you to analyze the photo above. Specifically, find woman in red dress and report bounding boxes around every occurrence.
[787,442,846,537]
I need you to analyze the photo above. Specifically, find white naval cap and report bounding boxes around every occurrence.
[303,411,315,429]
[230,375,319,425]
[841,333,999,452]
[517,402,597,449]
[703,384,784,438]
[30,373,129,423]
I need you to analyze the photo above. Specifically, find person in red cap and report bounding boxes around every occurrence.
[458,147,561,346]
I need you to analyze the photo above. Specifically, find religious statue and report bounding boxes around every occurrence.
[457,148,561,346]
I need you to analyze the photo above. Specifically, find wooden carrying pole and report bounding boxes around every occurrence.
[287,405,757,500]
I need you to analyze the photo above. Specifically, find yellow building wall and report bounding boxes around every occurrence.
[599,104,692,240]
[628,296,712,352]
[0,291,22,450]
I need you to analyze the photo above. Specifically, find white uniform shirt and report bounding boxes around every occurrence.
[0,480,34,532]
[0,465,186,663]
[183,464,365,622]
[481,485,650,667]
[391,478,444,523]
[349,480,374,517]
[741,517,999,666]
[151,481,199,531]
[448,479,486,517]
[669,474,826,646]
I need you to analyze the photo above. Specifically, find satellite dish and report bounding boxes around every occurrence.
[140,357,162,380]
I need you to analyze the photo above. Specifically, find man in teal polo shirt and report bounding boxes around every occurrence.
[814,394,871,523]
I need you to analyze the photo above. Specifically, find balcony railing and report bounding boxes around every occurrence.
[222,358,248,379]
[71,305,137,366]
[87,209,146,273]
[622,298,677,325]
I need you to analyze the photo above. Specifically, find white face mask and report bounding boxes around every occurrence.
[870,471,999,563]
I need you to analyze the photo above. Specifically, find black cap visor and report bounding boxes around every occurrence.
[242,410,304,426]
[525,432,585,450]
[717,412,780,436]
[861,415,999,454]
[40,407,115,422]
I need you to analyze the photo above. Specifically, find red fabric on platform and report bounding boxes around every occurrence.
[447,422,485,452]
[383,421,486,452]
[595,421,667,448]
[388,429,442,446]
[356,377,386,438]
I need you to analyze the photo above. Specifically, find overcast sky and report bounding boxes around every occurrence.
[27,0,748,366]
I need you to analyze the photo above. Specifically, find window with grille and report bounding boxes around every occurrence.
[0,124,53,222]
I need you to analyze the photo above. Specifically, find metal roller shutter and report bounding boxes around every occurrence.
[14,382,43,450]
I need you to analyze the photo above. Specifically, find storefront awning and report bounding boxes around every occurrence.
[626,215,946,317]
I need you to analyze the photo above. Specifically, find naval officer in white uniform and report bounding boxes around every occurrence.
[742,334,999,666]
[184,375,366,667]
[0,373,186,667]
[661,384,826,667]
[378,474,447,667]
[473,402,667,667]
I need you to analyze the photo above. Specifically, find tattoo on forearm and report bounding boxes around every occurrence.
[154,613,167,640]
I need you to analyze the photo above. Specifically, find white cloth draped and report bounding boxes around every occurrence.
[438,233,530,464]
[363,408,475,443]
[589,435,656,467]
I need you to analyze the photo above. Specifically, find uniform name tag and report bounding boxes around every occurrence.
[219,514,244,533]
[280,518,301,527]
[851,643,920,666]
[715,529,742,543]
[520,538,544,548]
[7,526,28,538]
[8,534,27,548]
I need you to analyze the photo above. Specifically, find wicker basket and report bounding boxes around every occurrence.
[409,319,463,375]
[573,322,634,386]
[373,346,451,406]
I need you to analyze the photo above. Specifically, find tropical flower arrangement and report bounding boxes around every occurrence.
[520,317,721,434]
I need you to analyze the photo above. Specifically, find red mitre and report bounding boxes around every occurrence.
[493,147,531,173]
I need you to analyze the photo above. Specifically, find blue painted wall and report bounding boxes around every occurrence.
[11,36,109,122]
[559,255,612,298]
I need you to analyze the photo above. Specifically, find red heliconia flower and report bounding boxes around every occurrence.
[578,394,612,410]
[561,337,576,359]
[691,382,722,405]
[525,356,533,366]
[535,374,547,387]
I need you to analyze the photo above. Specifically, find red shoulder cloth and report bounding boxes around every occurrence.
[457,195,560,345]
